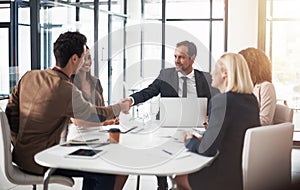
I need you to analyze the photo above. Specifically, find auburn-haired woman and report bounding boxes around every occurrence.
[239,47,276,125]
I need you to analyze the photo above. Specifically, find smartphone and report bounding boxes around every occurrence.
[65,149,103,159]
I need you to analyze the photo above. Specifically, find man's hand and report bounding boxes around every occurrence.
[121,98,133,106]
[118,98,132,114]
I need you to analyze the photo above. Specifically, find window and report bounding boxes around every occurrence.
[35,0,127,104]
[125,0,227,119]
[4,0,227,106]
[18,2,31,78]
[0,1,17,95]
[263,0,300,132]
[265,0,300,109]
[143,0,227,72]
[0,28,9,95]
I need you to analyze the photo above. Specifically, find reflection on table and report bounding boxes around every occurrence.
[35,120,216,190]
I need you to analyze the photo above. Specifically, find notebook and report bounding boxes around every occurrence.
[159,98,207,128]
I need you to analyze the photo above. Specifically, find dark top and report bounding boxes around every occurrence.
[130,68,218,105]
[71,73,104,106]
[71,73,105,122]
[185,91,260,190]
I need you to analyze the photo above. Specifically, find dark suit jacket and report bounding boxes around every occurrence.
[185,92,260,190]
[130,67,218,105]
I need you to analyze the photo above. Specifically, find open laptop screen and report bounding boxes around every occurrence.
[159,98,207,128]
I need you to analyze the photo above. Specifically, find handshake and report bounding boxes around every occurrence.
[116,98,133,114]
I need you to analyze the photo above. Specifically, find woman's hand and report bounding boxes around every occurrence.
[114,118,120,125]
[203,116,209,129]
[182,133,194,143]
[102,118,120,126]
[182,132,202,143]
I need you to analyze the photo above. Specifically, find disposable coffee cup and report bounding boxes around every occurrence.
[108,128,121,143]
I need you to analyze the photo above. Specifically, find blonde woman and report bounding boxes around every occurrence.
[239,47,276,125]
[175,53,260,190]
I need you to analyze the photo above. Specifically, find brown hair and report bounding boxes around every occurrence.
[54,31,87,68]
[239,47,272,84]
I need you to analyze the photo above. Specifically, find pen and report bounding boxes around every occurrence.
[70,138,99,142]
[121,126,138,134]
[85,138,99,142]
[162,149,173,155]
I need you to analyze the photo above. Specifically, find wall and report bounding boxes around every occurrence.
[227,0,258,52]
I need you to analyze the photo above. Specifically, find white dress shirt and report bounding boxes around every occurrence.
[178,70,197,98]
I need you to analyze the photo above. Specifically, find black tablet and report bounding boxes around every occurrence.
[65,149,103,159]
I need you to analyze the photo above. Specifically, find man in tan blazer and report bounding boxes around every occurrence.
[5,31,129,190]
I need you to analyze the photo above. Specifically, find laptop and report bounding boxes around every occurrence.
[159,97,207,128]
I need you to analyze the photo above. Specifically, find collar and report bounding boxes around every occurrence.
[52,67,70,80]
[178,69,195,80]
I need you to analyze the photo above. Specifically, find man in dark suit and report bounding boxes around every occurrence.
[124,40,218,190]
[129,40,218,106]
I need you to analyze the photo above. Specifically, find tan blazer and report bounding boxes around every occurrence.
[6,69,120,174]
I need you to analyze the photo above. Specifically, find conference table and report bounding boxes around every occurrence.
[35,119,217,190]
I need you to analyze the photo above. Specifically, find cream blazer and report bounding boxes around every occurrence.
[253,81,276,125]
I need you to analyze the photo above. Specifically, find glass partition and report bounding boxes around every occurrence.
[0,1,14,95]
[143,0,226,72]
[18,3,31,77]
[40,3,76,69]
[0,28,9,95]
[0,4,10,22]
[109,17,126,104]
[144,0,162,19]
[111,0,124,14]
[166,0,210,19]
[36,1,126,105]
[3,0,227,105]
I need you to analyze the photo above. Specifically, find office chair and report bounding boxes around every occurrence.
[0,110,74,190]
[242,122,294,190]
[273,104,294,124]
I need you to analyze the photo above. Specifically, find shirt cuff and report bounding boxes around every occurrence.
[129,96,135,106]
[185,137,201,153]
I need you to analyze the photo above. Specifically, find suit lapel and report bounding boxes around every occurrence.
[195,69,203,97]
[169,68,179,95]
